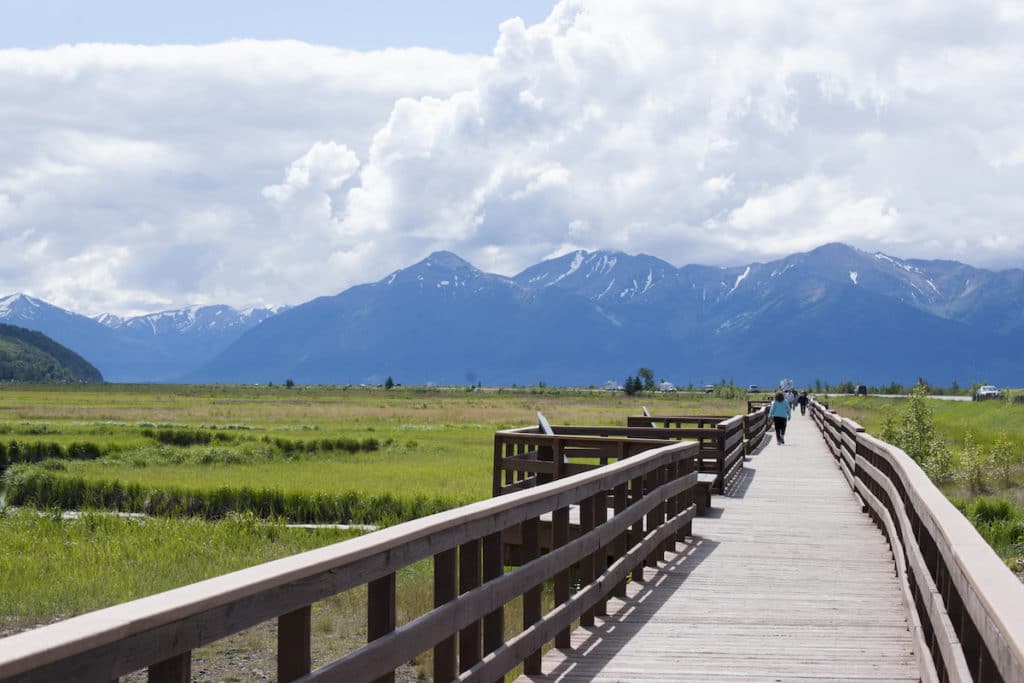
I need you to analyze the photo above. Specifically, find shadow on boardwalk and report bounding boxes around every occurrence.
[524,536,720,682]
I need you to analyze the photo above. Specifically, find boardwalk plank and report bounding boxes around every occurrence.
[517,415,919,682]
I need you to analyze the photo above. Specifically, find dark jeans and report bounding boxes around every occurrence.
[799,403,807,415]
[773,416,787,440]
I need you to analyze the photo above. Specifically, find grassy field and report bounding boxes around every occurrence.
[2,384,1019,677]
[0,385,746,519]
[2,384,727,679]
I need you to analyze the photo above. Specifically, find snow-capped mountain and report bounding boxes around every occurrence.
[94,304,280,337]
[0,294,281,382]
[189,244,1024,386]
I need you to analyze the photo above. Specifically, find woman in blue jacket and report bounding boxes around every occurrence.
[769,391,791,444]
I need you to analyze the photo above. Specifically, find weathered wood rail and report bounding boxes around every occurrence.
[0,438,698,683]
[492,407,765,500]
[810,399,1024,683]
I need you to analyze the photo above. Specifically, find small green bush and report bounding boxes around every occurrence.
[968,496,1015,524]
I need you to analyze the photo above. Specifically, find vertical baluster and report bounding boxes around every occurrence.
[368,573,396,683]
[521,517,542,674]
[277,605,311,683]
[459,539,482,673]
[433,548,457,682]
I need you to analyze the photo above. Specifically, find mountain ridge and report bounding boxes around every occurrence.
[3,243,1022,385]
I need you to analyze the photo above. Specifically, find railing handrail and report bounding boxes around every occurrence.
[809,399,1024,682]
[0,437,698,682]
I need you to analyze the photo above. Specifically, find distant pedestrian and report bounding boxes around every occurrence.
[769,391,791,444]
[798,391,809,416]
[786,389,797,411]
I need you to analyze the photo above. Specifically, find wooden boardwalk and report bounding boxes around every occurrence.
[517,413,920,682]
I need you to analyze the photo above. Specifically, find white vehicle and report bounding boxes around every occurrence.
[976,385,1002,399]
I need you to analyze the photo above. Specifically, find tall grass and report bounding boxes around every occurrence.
[0,507,363,627]
[4,465,469,524]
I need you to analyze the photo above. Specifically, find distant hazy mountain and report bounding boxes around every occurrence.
[0,294,279,382]
[189,244,1024,387]
[0,323,102,383]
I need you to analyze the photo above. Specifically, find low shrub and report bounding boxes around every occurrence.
[0,440,106,471]
[141,428,214,447]
[263,436,381,456]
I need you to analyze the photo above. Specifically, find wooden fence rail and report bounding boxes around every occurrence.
[0,439,698,683]
[808,399,1024,683]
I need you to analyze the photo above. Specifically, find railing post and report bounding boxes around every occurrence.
[669,456,685,544]
[277,605,311,682]
[613,482,629,598]
[553,505,572,648]
[458,539,482,673]
[682,453,694,538]
[630,474,645,583]
[368,572,396,683]
[579,493,597,626]
[521,518,542,674]
[492,438,503,497]
[482,531,504,666]
[148,652,190,683]
[593,490,609,616]
[433,548,457,681]
[644,468,661,566]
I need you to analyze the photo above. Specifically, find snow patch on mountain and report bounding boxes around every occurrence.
[849,271,859,285]
[727,267,751,295]
[550,251,585,285]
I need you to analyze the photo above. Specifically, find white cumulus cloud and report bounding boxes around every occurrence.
[2,1,1024,314]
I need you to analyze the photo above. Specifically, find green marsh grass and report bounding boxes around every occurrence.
[0,507,363,631]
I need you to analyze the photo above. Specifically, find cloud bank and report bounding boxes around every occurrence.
[1,1,1023,314]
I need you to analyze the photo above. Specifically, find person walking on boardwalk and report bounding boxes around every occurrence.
[769,391,791,444]
[797,390,809,416]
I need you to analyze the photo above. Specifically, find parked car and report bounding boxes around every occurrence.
[703,384,715,393]
[855,385,868,396]
[747,384,759,392]
[975,385,1002,400]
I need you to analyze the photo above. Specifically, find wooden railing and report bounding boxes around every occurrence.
[626,409,766,491]
[491,425,679,497]
[493,416,747,497]
[809,399,1024,683]
[0,439,698,683]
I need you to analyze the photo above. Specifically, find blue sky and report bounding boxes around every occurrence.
[1,1,1023,316]
[1,1,557,52]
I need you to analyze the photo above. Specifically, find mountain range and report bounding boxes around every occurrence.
[0,294,278,382]
[2,243,1021,386]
